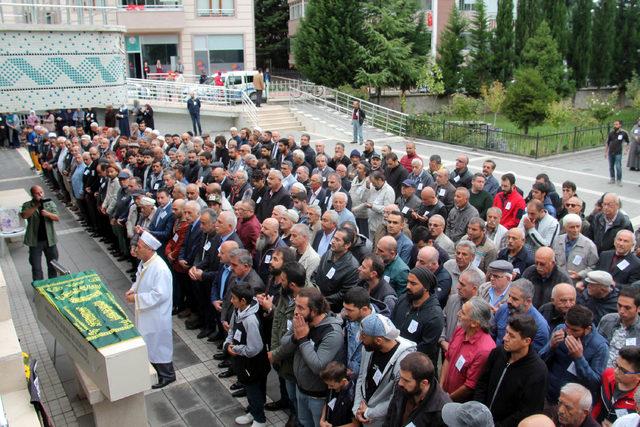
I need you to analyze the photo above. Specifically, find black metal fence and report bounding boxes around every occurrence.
[407,116,611,158]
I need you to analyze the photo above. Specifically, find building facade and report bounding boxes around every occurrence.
[118,0,256,78]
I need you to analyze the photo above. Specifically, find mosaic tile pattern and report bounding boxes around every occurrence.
[0,30,127,112]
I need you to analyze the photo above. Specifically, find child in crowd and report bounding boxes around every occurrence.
[319,361,357,427]
[224,283,270,427]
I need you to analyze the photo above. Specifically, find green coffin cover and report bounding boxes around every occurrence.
[33,270,140,349]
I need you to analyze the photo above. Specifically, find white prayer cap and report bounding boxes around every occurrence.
[152,129,161,136]
[139,196,156,206]
[140,231,161,250]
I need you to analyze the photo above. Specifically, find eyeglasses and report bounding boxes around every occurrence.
[613,361,640,375]
[565,203,579,208]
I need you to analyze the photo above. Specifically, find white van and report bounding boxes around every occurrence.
[205,71,267,103]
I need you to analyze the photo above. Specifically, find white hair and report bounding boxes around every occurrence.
[560,383,592,411]
[563,213,582,227]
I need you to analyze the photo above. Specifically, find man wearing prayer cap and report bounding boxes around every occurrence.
[125,231,175,389]
[391,267,445,374]
[353,313,417,426]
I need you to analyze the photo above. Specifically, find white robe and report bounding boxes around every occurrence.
[130,253,173,363]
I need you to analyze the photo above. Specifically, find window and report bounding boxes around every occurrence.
[289,1,305,20]
[196,0,234,16]
[193,34,244,74]
[417,0,432,10]
[121,0,182,9]
[140,35,179,72]
[458,0,475,11]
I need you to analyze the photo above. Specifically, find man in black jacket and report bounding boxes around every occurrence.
[587,193,633,253]
[595,229,640,287]
[255,169,292,222]
[474,314,548,427]
[391,267,444,373]
[383,352,451,427]
[384,153,409,199]
[312,227,360,312]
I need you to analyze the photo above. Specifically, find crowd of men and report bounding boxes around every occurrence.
[20,115,640,427]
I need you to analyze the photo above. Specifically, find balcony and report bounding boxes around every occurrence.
[116,0,184,29]
[196,8,233,17]
[117,0,183,11]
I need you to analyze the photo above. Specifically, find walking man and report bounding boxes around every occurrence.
[351,100,366,145]
[21,185,60,282]
[126,231,176,389]
[187,92,202,136]
[605,120,629,186]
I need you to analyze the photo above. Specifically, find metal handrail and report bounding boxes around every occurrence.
[126,78,258,127]
[118,4,183,10]
[288,86,409,136]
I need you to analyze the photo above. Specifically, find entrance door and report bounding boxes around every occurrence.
[128,53,143,79]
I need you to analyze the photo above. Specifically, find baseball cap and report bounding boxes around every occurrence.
[350,149,361,158]
[402,179,415,187]
[441,401,494,427]
[360,314,399,340]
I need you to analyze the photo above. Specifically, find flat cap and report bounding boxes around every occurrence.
[488,260,514,273]
[585,270,614,288]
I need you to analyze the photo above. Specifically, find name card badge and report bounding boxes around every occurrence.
[172,233,178,242]
[326,267,336,279]
[402,206,410,214]
[572,254,582,265]
[626,337,637,346]
[505,202,512,210]
[453,175,460,182]
[203,241,211,251]
[234,329,242,342]
[256,196,262,204]
[159,211,167,219]
[264,254,272,264]
[567,361,577,376]
[417,183,423,190]
[438,188,446,197]
[373,368,383,385]
[618,134,624,141]
[618,259,630,271]
[455,354,466,371]
[328,398,337,411]
[407,319,419,333]
[383,275,390,283]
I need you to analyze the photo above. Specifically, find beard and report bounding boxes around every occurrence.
[507,303,523,315]
[399,384,421,398]
[255,235,267,252]
[363,342,381,352]
[281,285,292,298]
[406,288,425,301]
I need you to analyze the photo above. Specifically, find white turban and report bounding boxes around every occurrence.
[140,231,161,250]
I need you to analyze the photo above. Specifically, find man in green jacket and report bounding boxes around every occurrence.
[20,185,60,281]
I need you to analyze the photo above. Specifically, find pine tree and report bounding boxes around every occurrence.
[568,0,592,88]
[542,0,568,57]
[437,4,467,94]
[503,67,555,134]
[292,0,366,87]
[521,21,573,97]
[613,0,640,86]
[465,0,493,95]
[491,0,515,83]
[354,0,430,102]
[590,0,616,86]
[515,0,542,57]
[254,0,290,68]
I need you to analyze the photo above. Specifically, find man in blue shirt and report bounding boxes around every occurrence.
[493,278,550,352]
[539,304,609,403]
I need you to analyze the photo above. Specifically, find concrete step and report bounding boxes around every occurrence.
[259,120,303,129]
[257,112,292,119]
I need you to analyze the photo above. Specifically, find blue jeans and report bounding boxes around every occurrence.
[285,379,298,418]
[245,380,267,423]
[609,153,622,181]
[190,114,202,135]
[296,387,325,427]
[352,119,363,144]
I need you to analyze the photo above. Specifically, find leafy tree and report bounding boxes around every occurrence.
[586,91,619,123]
[292,0,366,87]
[515,0,542,57]
[568,0,592,88]
[437,4,467,94]
[354,0,430,104]
[520,21,573,98]
[447,93,482,123]
[613,0,640,86]
[465,0,493,95]
[481,81,506,126]
[254,0,290,68]
[545,99,574,129]
[503,67,555,134]
[491,0,515,83]
[590,0,616,86]
[542,0,568,56]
